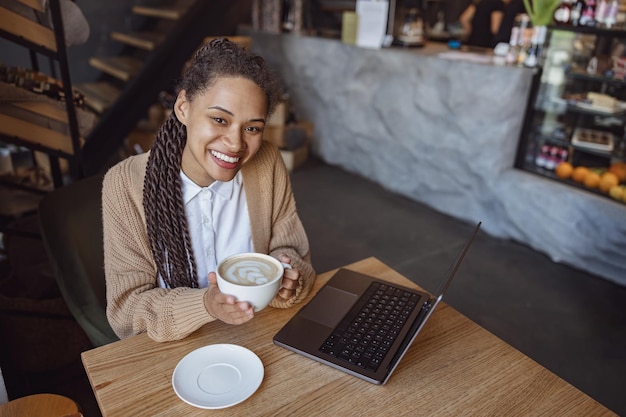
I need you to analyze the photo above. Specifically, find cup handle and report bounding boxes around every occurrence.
[281,262,292,270]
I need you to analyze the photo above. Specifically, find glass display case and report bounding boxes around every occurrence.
[516,25,626,203]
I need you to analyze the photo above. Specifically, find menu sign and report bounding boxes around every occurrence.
[355,0,389,49]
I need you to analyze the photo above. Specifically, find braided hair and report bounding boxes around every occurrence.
[143,38,283,288]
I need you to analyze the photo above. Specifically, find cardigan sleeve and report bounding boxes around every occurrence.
[244,142,316,308]
[102,155,214,342]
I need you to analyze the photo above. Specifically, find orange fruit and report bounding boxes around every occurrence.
[584,171,601,188]
[599,172,620,192]
[555,162,573,179]
[572,166,589,183]
[609,185,625,201]
[608,162,626,182]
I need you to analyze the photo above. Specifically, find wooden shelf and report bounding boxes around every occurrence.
[16,0,44,12]
[0,0,84,189]
[0,81,97,133]
[0,114,81,157]
[0,6,56,52]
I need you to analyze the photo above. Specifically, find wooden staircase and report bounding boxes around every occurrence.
[76,0,250,175]
[76,1,195,117]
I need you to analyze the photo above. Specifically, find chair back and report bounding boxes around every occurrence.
[38,174,118,346]
[0,393,81,417]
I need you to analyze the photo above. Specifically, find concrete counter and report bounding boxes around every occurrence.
[249,32,626,286]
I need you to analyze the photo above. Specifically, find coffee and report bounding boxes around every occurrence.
[218,255,281,286]
[216,253,288,311]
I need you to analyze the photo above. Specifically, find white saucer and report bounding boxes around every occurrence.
[172,344,264,409]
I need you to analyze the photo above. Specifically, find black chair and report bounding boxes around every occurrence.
[38,173,118,347]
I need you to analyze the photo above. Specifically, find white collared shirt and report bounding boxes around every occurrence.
[174,170,253,288]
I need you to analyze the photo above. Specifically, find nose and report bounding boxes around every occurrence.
[223,125,244,152]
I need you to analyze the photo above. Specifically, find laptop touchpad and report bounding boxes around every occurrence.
[299,286,358,328]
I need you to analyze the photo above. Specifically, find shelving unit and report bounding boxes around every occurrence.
[0,0,85,190]
[516,25,626,202]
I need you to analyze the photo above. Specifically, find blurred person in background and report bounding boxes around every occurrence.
[459,0,505,47]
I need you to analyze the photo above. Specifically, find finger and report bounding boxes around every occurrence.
[221,310,253,324]
[208,285,236,305]
[278,287,296,299]
[231,303,254,323]
[216,302,254,324]
[283,268,300,281]
[281,275,298,289]
[236,301,254,312]
[207,272,240,304]
[277,254,291,265]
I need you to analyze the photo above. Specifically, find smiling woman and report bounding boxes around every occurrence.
[175,77,267,186]
[101,38,316,342]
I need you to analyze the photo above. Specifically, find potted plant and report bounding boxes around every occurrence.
[523,0,560,26]
[522,0,559,66]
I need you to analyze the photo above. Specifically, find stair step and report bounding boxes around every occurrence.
[88,56,143,82]
[131,5,187,20]
[111,31,165,51]
[74,81,122,114]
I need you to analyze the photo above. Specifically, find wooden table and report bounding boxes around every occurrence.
[82,257,616,416]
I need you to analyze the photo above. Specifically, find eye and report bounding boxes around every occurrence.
[212,117,226,124]
[245,126,263,133]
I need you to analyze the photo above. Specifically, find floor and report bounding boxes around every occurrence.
[1,156,625,416]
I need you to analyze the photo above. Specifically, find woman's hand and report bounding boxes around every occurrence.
[204,272,254,324]
[276,254,299,300]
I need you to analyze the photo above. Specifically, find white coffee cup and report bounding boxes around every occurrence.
[216,253,291,312]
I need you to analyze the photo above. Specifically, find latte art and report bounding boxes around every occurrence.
[220,257,281,286]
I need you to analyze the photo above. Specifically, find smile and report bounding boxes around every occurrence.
[211,150,240,164]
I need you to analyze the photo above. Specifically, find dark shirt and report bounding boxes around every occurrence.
[467,0,505,48]
[493,0,527,45]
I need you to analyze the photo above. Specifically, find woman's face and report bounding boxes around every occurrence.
[175,76,268,187]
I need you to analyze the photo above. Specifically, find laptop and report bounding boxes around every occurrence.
[273,222,481,385]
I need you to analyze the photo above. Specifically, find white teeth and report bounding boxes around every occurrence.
[211,150,240,163]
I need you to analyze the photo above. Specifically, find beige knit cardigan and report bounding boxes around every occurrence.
[102,141,316,342]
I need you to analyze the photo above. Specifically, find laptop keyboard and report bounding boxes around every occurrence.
[319,282,420,372]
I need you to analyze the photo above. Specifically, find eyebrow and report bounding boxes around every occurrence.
[208,106,266,123]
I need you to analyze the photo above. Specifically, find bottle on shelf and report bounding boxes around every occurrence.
[553,0,573,25]
[595,0,608,26]
[514,14,532,66]
[604,0,619,27]
[506,26,522,64]
[579,0,596,26]
[587,56,598,74]
[536,144,551,168]
[281,0,295,32]
[570,0,585,26]
[525,28,540,67]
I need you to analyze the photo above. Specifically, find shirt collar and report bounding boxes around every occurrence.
[180,171,237,204]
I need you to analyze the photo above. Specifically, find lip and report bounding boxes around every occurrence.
[210,149,242,169]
